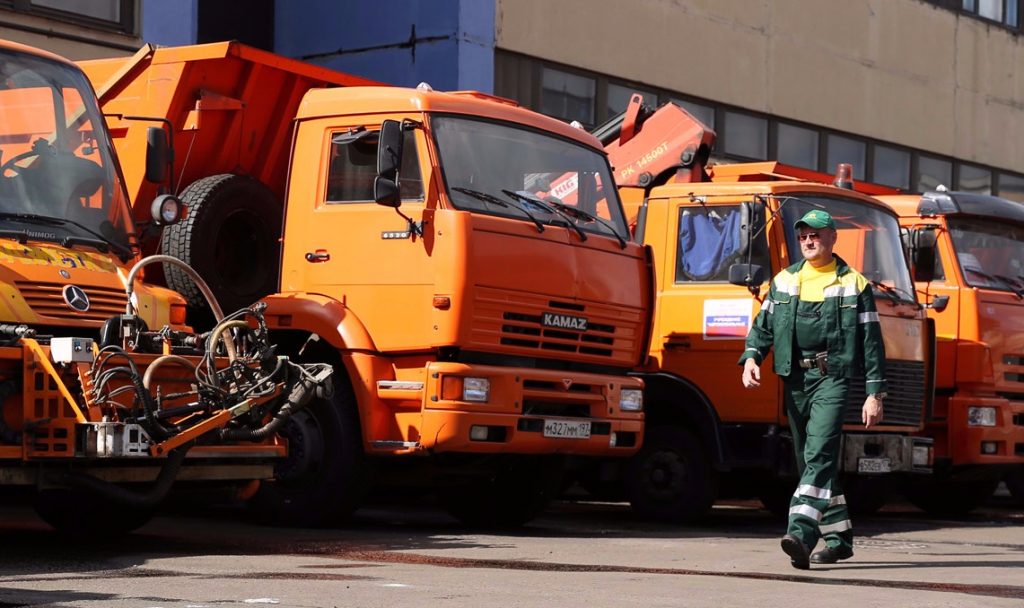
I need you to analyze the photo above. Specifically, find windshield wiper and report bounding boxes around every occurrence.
[992,273,1024,298]
[451,187,546,233]
[0,212,134,260]
[869,280,915,306]
[501,189,588,243]
[543,200,627,249]
[961,266,1024,296]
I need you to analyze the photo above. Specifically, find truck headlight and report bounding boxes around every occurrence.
[967,406,997,427]
[620,389,643,412]
[462,377,490,402]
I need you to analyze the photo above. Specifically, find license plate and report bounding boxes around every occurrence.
[542,419,591,439]
[857,457,892,473]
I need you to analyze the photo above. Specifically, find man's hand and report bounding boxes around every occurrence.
[742,358,761,388]
[862,395,884,428]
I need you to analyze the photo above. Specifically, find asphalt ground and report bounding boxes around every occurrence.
[0,490,1022,608]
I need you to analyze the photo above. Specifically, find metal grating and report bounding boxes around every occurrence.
[844,360,925,427]
[500,307,616,357]
[15,281,126,323]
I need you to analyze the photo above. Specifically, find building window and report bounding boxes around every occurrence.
[607,83,657,118]
[957,163,992,194]
[917,155,953,192]
[540,67,596,126]
[826,134,866,180]
[961,0,1020,27]
[998,173,1024,202]
[776,123,819,170]
[0,0,134,33]
[723,111,767,160]
[873,145,911,190]
[672,98,716,129]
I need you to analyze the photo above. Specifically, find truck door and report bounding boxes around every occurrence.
[280,119,436,352]
[658,201,780,423]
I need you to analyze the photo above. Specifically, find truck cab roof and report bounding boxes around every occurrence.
[297,86,603,150]
[878,191,1024,223]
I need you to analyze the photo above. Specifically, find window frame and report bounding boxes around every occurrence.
[0,0,136,34]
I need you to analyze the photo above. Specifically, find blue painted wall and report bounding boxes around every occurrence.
[140,0,494,91]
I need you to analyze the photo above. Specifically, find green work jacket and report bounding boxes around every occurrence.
[737,255,888,396]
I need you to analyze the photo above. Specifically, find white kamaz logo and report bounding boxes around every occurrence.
[541,312,588,331]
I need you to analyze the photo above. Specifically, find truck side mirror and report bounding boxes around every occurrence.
[911,228,938,283]
[145,126,170,184]
[728,263,765,287]
[374,119,403,208]
[927,294,950,313]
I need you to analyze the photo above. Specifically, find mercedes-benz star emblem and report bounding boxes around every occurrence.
[62,285,91,312]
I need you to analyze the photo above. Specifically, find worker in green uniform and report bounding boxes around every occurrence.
[738,209,887,570]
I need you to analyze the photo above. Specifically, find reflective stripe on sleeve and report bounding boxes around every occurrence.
[793,484,832,500]
[789,504,823,521]
[819,519,853,534]
[828,494,847,507]
[858,312,880,323]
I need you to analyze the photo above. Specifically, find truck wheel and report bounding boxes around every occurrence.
[1005,469,1024,504]
[442,457,562,529]
[626,426,717,522]
[32,489,155,536]
[906,477,1001,518]
[161,174,281,320]
[842,474,899,516]
[249,377,367,527]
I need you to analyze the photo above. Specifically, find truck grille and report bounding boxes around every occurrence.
[1002,354,1024,385]
[471,287,643,366]
[844,359,925,427]
[16,281,126,323]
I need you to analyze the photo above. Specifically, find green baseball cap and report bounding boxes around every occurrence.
[794,209,835,230]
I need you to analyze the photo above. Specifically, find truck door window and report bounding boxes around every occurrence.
[325,128,423,203]
[675,205,769,282]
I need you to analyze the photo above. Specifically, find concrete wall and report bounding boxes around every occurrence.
[495,0,1024,172]
[140,0,197,48]
[0,9,139,59]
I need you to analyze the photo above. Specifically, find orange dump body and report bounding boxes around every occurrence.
[78,41,380,253]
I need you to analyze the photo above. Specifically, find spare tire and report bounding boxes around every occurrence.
[161,174,281,320]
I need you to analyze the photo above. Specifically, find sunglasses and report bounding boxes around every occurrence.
[797,232,821,242]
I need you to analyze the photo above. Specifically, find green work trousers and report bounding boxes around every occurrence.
[784,368,854,553]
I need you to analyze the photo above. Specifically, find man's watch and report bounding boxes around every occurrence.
[872,392,887,401]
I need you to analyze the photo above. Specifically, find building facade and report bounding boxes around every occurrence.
[2,0,1022,198]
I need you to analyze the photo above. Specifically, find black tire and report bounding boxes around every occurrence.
[249,376,367,527]
[441,457,562,529]
[842,473,900,516]
[626,426,717,522]
[1005,469,1024,504]
[33,489,155,537]
[161,174,281,320]
[906,477,1001,518]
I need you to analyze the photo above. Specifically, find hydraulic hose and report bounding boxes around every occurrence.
[55,445,189,508]
[125,254,225,320]
[142,354,197,390]
[219,368,322,442]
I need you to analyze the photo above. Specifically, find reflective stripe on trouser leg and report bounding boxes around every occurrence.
[784,370,852,551]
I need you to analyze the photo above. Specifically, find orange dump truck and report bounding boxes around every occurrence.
[0,38,333,534]
[571,98,933,520]
[878,191,1024,514]
[79,43,651,527]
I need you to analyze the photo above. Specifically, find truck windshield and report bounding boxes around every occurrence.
[0,49,132,253]
[432,115,630,241]
[781,195,916,301]
[947,217,1024,293]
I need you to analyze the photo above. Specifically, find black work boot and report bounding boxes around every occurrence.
[810,545,854,564]
[780,534,810,570]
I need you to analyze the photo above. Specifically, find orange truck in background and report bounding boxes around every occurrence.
[570,97,933,521]
[79,42,651,527]
[878,191,1024,513]
[0,38,332,534]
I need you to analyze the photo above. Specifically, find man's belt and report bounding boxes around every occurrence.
[798,351,828,373]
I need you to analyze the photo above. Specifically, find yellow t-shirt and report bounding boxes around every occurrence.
[798,259,838,302]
